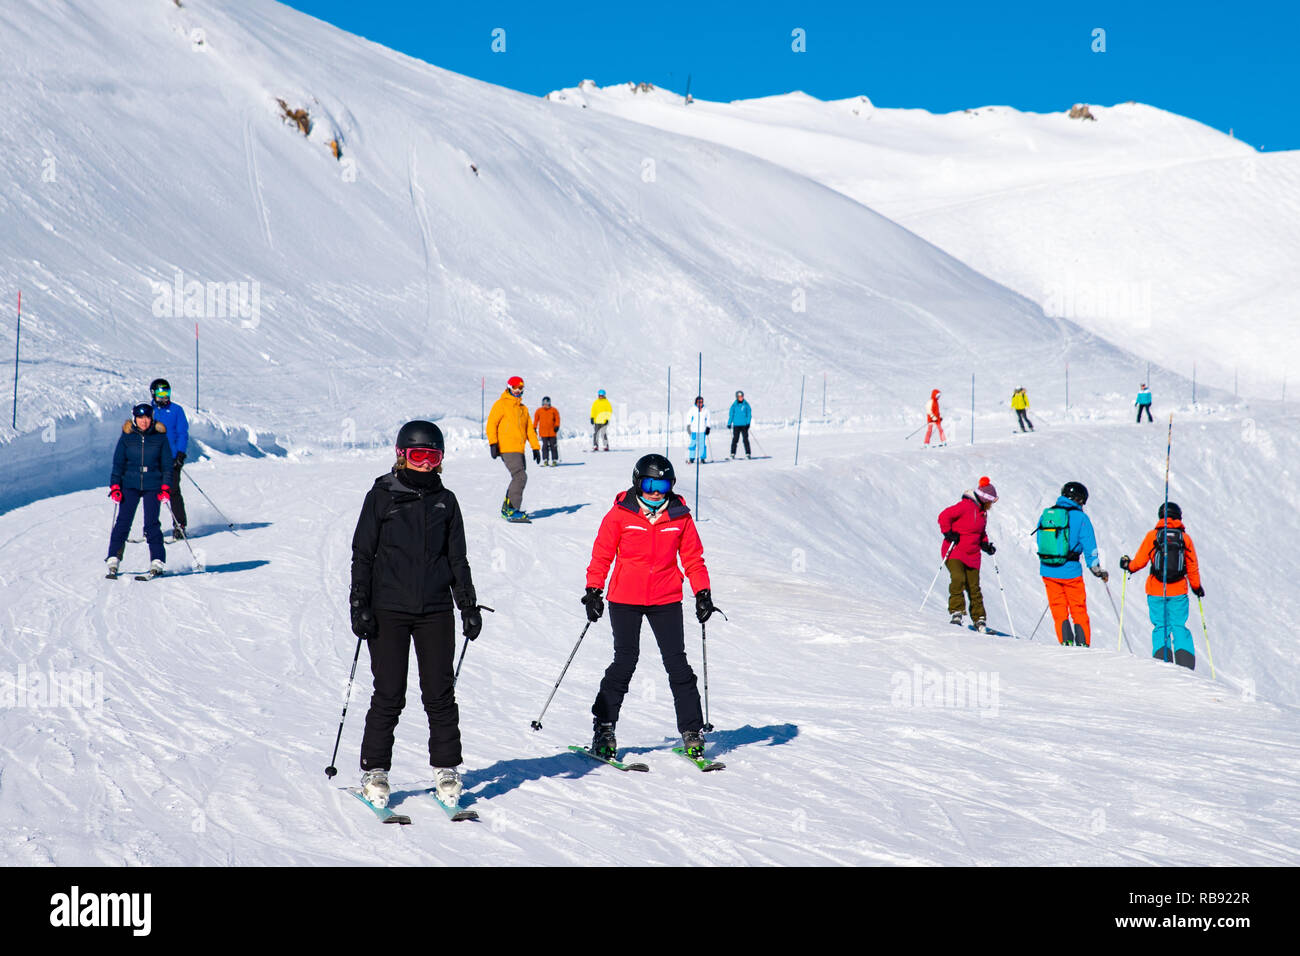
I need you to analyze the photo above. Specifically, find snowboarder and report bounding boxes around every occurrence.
[1120,502,1204,669]
[149,378,190,538]
[1035,481,1109,647]
[590,389,612,451]
[534,396,561,466]
[925,388,946,446]
[727,390,752,458]
[1135,384,1153,423]
[486,375,540,520]
[349,420,482,809]
[1011,387,1033,432]
[582,454,716,760]
[105,403,170,578]
[687,395,710,463]
[937,477,999,631]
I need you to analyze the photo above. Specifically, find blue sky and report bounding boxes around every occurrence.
[281,1,1295,150]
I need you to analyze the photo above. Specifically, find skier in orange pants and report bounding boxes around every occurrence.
[1034,481,1109,646]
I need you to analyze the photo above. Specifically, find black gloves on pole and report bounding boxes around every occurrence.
[349,588,376,640]
[582,587,605,623]
[695,589,716,623]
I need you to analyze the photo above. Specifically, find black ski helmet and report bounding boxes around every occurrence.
[633,453,676,491]
[1158,501,1182,521]
[395,420,444,451]
[1061,481,1089,506]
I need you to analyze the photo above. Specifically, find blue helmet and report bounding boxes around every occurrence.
[598,389,606,397]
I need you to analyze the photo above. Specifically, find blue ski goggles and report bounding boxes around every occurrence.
[639,477,672,495]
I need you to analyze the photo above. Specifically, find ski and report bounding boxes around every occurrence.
[671,746,726,772]
[967,624,1014,638]
[134,569,165,581]
[346,787,412,825]
[105,570,119,580]
[502,514,532,523]
[567,745,649,772]
[428,790,479,822]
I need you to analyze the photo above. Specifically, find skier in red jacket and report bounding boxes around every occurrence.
[936,477,999,631]
[582,454,716,761]
[925,388,946,446]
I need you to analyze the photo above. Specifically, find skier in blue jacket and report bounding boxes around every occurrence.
[1135,384,1153,423]
[149,378,190,538]
[106,403,171,577]
[727,390,753,459]
[1037,482,1109,646]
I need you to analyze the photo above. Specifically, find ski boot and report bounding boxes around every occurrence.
[433,767,463,805]
[361,769,390,808]
[105,556,120,579]
[950,612,963,626]
[1174,649,1195,670]
[681,730,706,760]
[1073,622,1088,648]
[973,618,988,633]
[1060,620,1074,646]
[591,720,617,759]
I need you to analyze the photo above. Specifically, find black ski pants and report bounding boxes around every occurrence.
[1137,404,1153,422]
[360,609,462,770]
[169,457,188,528]
[730,425,751,455]
[541,435,559,463]
[1015,409,1033,431]
[108,488,165,562]
[592,602,703,733]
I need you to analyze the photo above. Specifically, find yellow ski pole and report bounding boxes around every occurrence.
[1197,595,1216,679]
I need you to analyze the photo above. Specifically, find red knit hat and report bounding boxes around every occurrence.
[974,476,998,504]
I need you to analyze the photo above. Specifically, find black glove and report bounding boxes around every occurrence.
[981,541,996,555]
[1119,555,1131,571]
[705,427,711,435]
[462,607,483,641]
[943,531,961,546]
[581,587,604,623]
[590,418,595,425]
[175,452,186,465]
[695,588,716,623]
[533,449,541,464]
[349,589,377,640]
[489,443,500,459]
[1192,585,1205,598]
[1091,566,1109,583]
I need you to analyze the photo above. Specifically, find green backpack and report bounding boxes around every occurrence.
[1035,506,1075,567]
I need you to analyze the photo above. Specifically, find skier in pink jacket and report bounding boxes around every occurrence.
[937,477,998,631]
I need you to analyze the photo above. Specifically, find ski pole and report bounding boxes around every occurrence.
[904,423,925,440]
[990,555,1017,638]
[1028,604,1049,641]
[1197,595,1216,679]
[1103,578,1132,654]
[1118,570,1129,653]
[529,621,592,731]
[920,542,954,611]
[165,499,202,569]
[699,605,727,733]
[453,605,495,687]
[324,635,365,778]
[184,471,239,535]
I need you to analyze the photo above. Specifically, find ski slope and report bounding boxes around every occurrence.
[1,0,1297,866]
[2,414,1298,866]
[549,83,1300,398]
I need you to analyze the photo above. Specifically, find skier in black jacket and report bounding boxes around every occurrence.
[349,420,481,810]
[106,403,171,577]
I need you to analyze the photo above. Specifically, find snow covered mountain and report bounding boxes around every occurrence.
[548,82,1300,399]
[0,1,1297,867]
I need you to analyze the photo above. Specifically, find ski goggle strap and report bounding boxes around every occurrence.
[400,447,444,467]
[639,477,672,495]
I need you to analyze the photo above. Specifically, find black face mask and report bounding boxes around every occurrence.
[397,467,441,490]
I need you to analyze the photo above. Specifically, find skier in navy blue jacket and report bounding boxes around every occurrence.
[106,403,171,577]
[149,378,190,538]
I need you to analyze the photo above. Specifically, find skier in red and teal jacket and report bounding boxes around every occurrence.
[581,454,715,761]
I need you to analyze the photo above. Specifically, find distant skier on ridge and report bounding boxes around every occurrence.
[925,388,946,447]
[1135,383,1154,423]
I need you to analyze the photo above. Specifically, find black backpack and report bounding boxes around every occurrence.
[1150,527,1186,584]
